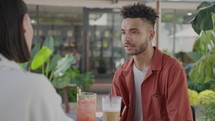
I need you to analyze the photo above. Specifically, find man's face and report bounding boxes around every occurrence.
[121,18,152,56]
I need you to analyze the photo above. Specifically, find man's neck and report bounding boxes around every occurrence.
[133,46,154,71]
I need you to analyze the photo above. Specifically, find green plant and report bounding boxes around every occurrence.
[55,68,94,102]
[57,88,77,102]
[188,79,215,92]
[203,101,215,121]
[188,89,215,121]
[21,35,95,102]
[188,89,200,107]
[198,90,215,121]
[22,43,75,89]
[199,90,215,104]
[187,2,215,120]
[54,68,94,91]
[191,1,215,34]
[189,1,215,85]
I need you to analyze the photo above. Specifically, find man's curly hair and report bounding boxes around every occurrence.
[121,3,159,28]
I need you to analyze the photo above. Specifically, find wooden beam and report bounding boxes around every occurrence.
[155,0,160,47]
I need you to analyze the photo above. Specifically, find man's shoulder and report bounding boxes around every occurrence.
[118,58,133,70]
[162,53,183,69]
[113,58,133,78]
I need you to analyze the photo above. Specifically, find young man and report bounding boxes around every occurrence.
[111,3,193,121]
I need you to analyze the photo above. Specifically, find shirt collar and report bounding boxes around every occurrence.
[123,46,163,72]
[150,46,163,71]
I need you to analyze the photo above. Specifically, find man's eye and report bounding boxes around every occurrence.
[121,32,125,34]
[132,31,138,34]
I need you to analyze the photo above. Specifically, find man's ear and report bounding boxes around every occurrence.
[149,30,155,41]
[22,14,28,33]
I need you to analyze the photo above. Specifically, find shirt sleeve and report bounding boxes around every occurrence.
[28,75,74,121]
[166,63,193,121]
[111,68,121,96]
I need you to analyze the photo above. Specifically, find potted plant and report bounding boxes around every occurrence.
[186,1,215,120]
[189,1,215,85]
[21,35,95,96]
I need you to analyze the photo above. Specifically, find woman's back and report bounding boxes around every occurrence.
[0,55,73,121]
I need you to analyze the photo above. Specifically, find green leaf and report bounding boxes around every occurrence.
[53,53,74,77]
[191,3,215,34]
[31,43,41,57]
[204,62,214,83]
[193,29,215,54]
[204,102,215,120]
[189,54,215,83]
[197,1,212,10]
[31,46,52,70]
[191,24,201,35]
[80,72,95,90]
[189,59,204,83]
[44,35,55,52]
[52,75,71,88]
[212,44,215,54]
[207,54,215,63]
[19,61,30,71]
[48,54,61,72]
[186,52,203,62]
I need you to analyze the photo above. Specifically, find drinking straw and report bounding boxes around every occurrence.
[77,86,81,94]
[109,89,112,106]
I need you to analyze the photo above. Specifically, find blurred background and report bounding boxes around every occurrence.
[24,0,206,74]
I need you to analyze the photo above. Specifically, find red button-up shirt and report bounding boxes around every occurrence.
[111,47,193,121]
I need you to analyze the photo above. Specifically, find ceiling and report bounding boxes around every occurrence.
[25,0,211,25]
[24,0,207,8]
[28,5,83,25]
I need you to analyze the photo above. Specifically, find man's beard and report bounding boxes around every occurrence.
[126,39,148,56]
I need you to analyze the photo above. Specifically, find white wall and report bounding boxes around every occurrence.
[159,23,199,53]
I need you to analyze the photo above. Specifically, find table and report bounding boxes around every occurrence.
[67,114,102,121]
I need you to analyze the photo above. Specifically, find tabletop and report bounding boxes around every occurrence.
[67,114,102,121]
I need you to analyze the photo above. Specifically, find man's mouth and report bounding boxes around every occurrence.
[124,44,134,50]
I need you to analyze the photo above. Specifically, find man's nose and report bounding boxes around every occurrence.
[122,33,131,42]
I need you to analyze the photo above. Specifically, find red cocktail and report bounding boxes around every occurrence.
[77,92,97,121]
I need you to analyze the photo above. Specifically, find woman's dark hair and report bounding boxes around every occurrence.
[0,0,31,63]
[121,2,159,28]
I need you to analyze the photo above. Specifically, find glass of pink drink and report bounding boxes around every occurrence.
[77,92,97,121]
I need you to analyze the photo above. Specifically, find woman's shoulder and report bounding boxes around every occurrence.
[23,72,55,92]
